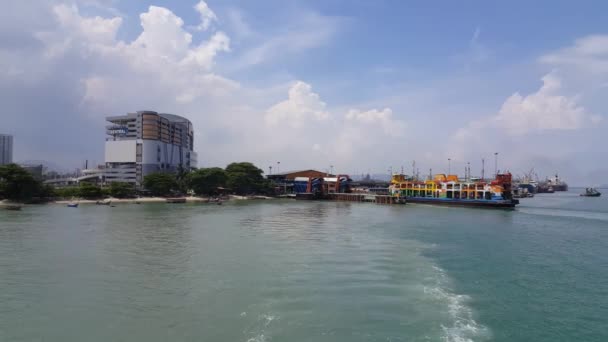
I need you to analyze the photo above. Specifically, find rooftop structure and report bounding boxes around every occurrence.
[267,169,335,181]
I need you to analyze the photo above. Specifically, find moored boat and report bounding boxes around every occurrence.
[537,184,555,193]
[67,203,79,208]
[580,188,601,197]
[548,174,568,192]
[389,173,519,209]
[513,187,534,199]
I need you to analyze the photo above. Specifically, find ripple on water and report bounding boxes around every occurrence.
[518,207,608,222]
[1,202,494,342]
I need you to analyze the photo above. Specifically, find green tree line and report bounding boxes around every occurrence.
[144,162,272,197]
[1,162,271,202]
[0,164,54,202]
[53,182,136,199]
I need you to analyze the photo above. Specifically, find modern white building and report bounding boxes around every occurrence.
[104,111,197,187]
[0,134,13,165]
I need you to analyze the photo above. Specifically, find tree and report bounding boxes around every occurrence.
[38,184,57,199]
[188,167,227,196]
[143,172,177,196]
[225,162,268,195]
[109,182,136,198]
[175,164,190,193]
[79,182,103,199]
[54,186,80,199]
[0,163,42,201]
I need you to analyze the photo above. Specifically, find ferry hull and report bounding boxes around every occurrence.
[405,197,519,209]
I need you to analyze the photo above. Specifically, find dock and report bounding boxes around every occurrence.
[296,192,405,205]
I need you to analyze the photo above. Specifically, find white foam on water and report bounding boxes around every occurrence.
[261,314,277,327]
[246,334,266,342]
[425,266,491,342]
[245,314,278,342]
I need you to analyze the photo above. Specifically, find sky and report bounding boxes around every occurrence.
[1,0,607,185]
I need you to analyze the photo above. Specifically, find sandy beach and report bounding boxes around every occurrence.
[52,195,276,204]
[54,197,212,204]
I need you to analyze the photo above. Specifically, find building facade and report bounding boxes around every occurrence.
[104,111,197,187]
[0,134,13,165]
[267,170,336,194]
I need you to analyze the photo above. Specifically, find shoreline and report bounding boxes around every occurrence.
[52,195,275,205]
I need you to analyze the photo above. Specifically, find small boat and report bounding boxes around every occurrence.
[3,204,22,211]
[96,200,111,206]
[67,203,79,208]
[580,188,601,197]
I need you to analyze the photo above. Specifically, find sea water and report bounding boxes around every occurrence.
[1,190,606,341]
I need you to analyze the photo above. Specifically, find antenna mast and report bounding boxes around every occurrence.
[412,160,416,179]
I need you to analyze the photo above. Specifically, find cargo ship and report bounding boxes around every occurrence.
[547,174,568,192]
[389,173,519,208]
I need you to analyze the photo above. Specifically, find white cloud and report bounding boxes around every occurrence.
[233,11,342,68]
[82,76,109,103]
[345,108,405,137]
[123,5,229,71]
[261,82,407,168]
[35,4,122,58]
[469,26,490,64]
[455,72,596,140]
[495,72,592,135]
[265,81,329,127]
[540,35,608,73]
[4,2,400,171]
[451,26,491,69]
[226,8,253,39]
[194,1,218,31]
[40,4,234,103]
[130,6,192,61]
[181,32,230,70]
[20,3,240,159]
[54,4,122,44]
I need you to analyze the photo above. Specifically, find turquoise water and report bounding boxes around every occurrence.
[0,191,606,341]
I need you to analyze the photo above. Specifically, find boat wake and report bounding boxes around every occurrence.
[244,314,278,342]
[246,334,266,342]
[426,266,491,342]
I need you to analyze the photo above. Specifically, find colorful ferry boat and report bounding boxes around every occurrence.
[389,173,519,208]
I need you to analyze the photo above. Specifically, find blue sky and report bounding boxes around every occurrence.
[1,0,607,184]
